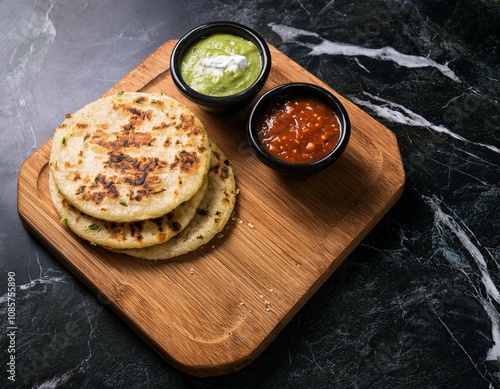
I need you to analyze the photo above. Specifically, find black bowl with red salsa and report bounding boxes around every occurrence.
[247,83,350,174]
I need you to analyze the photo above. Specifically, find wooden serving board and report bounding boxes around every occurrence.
[17,40,405,376]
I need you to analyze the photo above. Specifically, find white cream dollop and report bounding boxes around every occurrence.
[198,55,248,76]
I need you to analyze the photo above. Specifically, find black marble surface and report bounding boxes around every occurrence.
[1,0,499,388]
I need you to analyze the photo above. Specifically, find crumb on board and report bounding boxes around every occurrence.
[258,293,272,312]
[234,216,255,229]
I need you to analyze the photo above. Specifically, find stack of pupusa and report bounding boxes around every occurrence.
[49,92,236,260]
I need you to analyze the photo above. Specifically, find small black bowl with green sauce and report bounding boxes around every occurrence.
[170,21,271,114]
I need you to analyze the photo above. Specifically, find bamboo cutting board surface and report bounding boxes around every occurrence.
[17,40,405,376]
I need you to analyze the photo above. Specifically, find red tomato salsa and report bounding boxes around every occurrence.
[256,95,341,164]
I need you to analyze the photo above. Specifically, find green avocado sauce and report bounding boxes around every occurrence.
[180,33,262,97]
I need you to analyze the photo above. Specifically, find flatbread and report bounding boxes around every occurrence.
[113,142,236,260]
[49,171,208,249]
[49,92,211,223]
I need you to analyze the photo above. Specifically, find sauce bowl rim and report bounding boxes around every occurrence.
[170,21,272,107]
[247,82,351,174]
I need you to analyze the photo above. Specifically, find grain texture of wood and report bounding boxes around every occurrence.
[17,41,405,376]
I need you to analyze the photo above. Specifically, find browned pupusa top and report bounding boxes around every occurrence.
[114,142,237,260]
[49,92,211,223]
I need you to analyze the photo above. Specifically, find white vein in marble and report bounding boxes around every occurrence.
[351,92,500,155]
[0,253,69,306]
[267,23,500,159]
[425,195,500,363]
[31,360,86,389]
[269,23,460,82]
[0,0,56,160]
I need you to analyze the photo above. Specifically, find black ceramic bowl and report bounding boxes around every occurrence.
[247,83,351,175]
[170,21,271,114]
